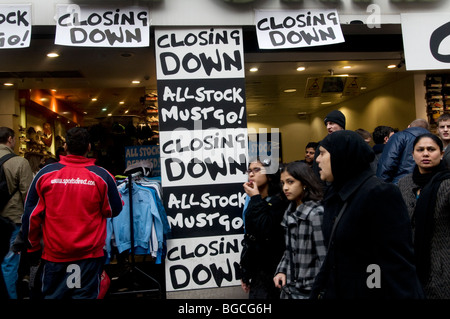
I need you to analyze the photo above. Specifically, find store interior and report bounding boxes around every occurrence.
[0,24,447,174]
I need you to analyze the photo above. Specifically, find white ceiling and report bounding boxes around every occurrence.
[0,27,417,126]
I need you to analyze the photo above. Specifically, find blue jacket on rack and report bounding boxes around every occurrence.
[105,181,170,264]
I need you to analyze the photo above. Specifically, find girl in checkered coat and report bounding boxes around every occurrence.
[274,161,326,299]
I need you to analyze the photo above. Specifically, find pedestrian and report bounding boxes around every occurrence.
[398,133,450,298]
[301,142,318,168]
[24,152,44,176]
[323,110,346,134]
[436,113,450,169]
[240,158,288,299]
[273,161,325,299]
[311,130,424,299]
[377,119,429,184]
[19,127,123,299]
[370,125,395,173]
[355,128,372,144]
[0,127,33,299]
[313,110,346,181]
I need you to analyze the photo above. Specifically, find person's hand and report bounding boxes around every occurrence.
[243,181,259,197]
[273,273,286,289]
[241,280,250,293]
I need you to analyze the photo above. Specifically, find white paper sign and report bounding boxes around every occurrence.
[55,5,149,47]
[155,27,245,80]
[254,9,344,49]
[159,128,248,188]
[401,13,450,71]
[165,235,243,291]
[0,4,31,49]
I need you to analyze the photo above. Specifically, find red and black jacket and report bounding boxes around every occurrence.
[22,155,123,262]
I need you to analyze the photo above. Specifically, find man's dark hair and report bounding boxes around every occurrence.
[372,126,394,145]
[66,127,90,156]
[0,127,14,144]
[305,142,319,150]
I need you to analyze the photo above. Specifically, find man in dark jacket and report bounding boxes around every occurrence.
[376,119,429,184]
[370,125,395,173]
[311,130,424,299]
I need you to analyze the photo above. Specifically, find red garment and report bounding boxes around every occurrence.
[23,155,123,262]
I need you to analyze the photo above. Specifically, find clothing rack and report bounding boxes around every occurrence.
[110,171,162,298]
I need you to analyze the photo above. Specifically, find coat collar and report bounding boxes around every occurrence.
[284,200,321,226]
[0,144,14,154]
[59,154,96,166]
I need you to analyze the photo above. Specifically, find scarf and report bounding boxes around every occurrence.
[412,161,450,284]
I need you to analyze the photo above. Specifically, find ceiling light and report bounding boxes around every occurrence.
[102,108,107,111]
[321,101,332,105]
[284,89,297,93]
[248,113,258,117]
[387,64,397,69]
[361,86,367,90]
[3,83,13,86]
[108,113,112,116]
[132,80,140,84]
[249,67,258,72]
[119,101,125,104]
[47,52,59,58]
[124,110,129,114]
[343,66,352,69]
[91,98,98,101]
[296,66,306,71]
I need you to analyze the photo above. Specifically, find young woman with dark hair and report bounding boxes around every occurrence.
[239,158,288,299]
[273,161,325,299]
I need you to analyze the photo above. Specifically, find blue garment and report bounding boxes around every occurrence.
[41,257,103,299]
[106,181,170,264]
[1,225,20,299]
[376,126,429,184]
[242,195,250,231]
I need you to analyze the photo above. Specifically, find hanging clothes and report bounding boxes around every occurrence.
[105,176,170,264]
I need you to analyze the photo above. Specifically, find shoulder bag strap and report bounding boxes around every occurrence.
[328,201,348,247]
[0,153,19,196]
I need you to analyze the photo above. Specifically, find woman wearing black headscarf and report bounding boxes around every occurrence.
[398,133,450,299]
[310,130,423,299]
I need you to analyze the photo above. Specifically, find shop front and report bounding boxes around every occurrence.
[0,0,449,300]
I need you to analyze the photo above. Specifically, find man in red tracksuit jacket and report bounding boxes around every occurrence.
[21,127,123,299]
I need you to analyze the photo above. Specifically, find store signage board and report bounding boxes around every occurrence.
[124,145,161,176]
[401,13,450,71]
[0,4,31,49]
[254,9,344,49]
[155,27,248,292]
[54,5,149,47]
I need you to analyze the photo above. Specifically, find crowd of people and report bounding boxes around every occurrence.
[240,111,450,299]
[1,110,450,300]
